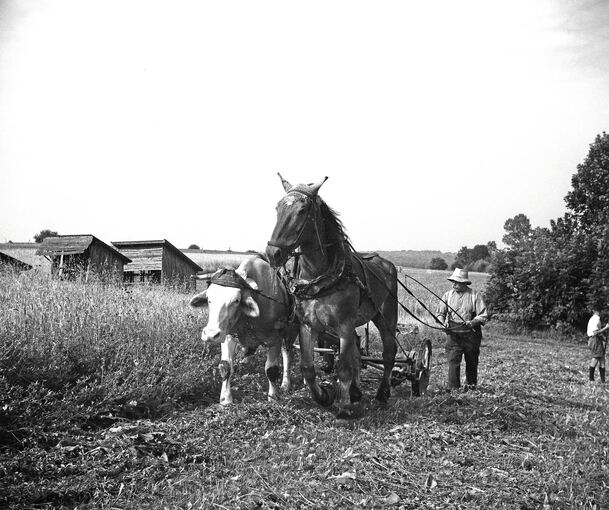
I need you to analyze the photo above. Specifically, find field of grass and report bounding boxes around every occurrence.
[182,250,253,273]
[1,267,608,509]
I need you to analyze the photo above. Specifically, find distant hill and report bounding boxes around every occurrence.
[374,250,456,269]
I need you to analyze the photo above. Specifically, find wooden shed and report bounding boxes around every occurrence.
[0,251,33,271]
[36,235,131,281]
[112,239,202,289]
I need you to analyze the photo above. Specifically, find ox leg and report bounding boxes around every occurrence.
[265,341,282,401]
[299,326,334,407]
[280,344,291,391]
[336,323,358,419]
[219,335,239,406]
[281,327,297,391]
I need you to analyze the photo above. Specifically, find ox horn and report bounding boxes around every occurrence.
[309,176,328,196]
[278,172,292,192]
[193,272,215,280]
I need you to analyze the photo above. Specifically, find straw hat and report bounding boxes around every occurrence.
[448,268,471,285]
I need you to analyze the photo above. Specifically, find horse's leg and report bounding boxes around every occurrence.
[265,340,282,401]
[373,313,397,403]
[219,335,239,405]
[299,325,334,406]
[336,322,358,419]
[349,332,362,403]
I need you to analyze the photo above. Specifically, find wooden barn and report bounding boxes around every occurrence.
[112,239,202,289]
[36,235,131,281]
[0,251,33,271]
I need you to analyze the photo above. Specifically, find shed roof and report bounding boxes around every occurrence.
[0,243,50,271]
[112,239,202,272]
[0,251,33,270]
[36,235,131,263]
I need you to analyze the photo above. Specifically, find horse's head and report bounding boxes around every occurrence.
[266,174,328,267]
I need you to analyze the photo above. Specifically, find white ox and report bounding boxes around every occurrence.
[189,255,297,405]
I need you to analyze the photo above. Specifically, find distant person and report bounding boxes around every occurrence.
[437,268,489,390]
[587,307,608,384]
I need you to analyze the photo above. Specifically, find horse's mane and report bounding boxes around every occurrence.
[318,199,353,258]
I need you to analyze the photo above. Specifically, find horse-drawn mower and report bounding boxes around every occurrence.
[299,322,433,397]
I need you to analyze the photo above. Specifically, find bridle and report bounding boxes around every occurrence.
[266,190,329,260]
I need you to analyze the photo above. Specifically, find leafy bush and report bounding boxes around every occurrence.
[429,257,448,270]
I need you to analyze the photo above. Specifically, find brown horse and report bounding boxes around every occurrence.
[266,175,398,419]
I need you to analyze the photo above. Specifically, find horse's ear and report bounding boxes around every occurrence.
[278,172,292,192]
[309,176,328,196]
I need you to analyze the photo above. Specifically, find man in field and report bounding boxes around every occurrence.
[586,306,608,384]
[437,268,489,390]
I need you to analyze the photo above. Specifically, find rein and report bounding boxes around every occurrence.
[346,241,475,335]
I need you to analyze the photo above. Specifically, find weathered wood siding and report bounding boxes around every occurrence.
[89,242,124,281]
[119,248,163,272]
[162,246,197,289]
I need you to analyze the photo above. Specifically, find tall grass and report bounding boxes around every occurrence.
[0,269,215,430]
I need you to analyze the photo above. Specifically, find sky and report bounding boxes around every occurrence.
[1,0,609,252]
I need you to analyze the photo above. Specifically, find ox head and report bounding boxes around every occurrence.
[266,173,328,267]
[189,269,260,344]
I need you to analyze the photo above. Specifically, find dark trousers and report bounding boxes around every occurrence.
[445,329,481,388]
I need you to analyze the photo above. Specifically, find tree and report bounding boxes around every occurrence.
[429,257,448,270]
[34,229,58,243]
[188,244,201,250]
[565,132,609,229]
[502,214,531,249]
[451,244,491,270]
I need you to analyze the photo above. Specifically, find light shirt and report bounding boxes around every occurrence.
[437,287,489,325]
[587,313,602,337]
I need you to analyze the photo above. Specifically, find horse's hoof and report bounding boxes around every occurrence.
[319,384,336,407]
[375,384,390,403]
[336,408,354,421]
[374,392,390,405]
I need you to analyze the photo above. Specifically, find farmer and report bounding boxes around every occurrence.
[437,268,489,390]
[586,307,608,384]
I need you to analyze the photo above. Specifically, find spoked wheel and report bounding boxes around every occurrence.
[411,339,432,396]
